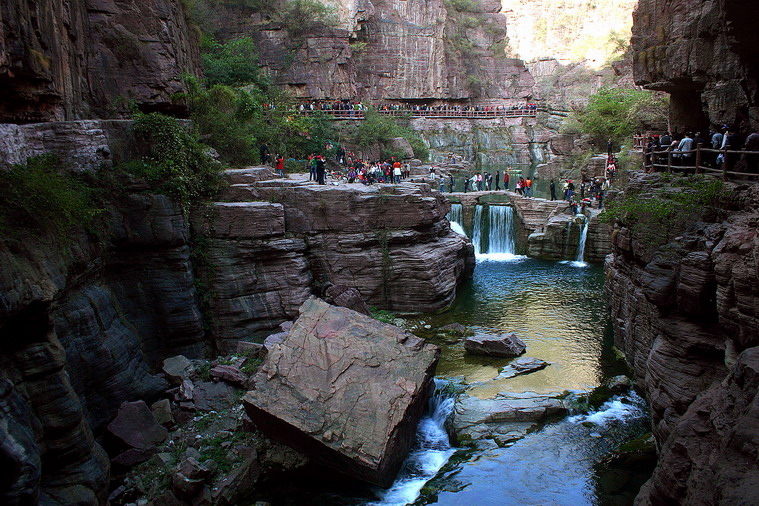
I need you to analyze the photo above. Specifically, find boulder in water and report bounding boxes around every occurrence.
[464,332,526,357]
[497,357,549,379]
[243,297,439,487]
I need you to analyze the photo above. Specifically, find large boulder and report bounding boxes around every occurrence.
[465,332,526,358]
[243,297,439,487]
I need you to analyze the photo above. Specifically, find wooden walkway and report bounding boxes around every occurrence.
[641,145,759,181]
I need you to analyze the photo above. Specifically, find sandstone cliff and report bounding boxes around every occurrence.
[0,0,200,123]
[632,0,759,130]
[605,173,759,504]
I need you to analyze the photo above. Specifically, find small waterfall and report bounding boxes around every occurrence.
[369,379,456,506]
[575,216,589,263]
[487,205,516,255]
[446,203,463,226]
[471,205,484,255]
[447,203,466,236]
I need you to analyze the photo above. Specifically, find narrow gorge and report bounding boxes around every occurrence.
[1,1,758,505]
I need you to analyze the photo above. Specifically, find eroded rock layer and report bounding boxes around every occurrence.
[605,173,759,504]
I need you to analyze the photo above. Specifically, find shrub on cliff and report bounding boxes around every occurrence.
[128,112,225,213]
[601,174,725,253]
[355,110,430,161]
[571,87,668,146]
[201,37,270,89]
[0,155,102,241]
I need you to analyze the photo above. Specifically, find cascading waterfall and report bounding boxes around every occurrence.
[562,215,590,268]
[487,205,516,255]
[369,379,456,506]
[446,203,466,236]
[471,205,484,255]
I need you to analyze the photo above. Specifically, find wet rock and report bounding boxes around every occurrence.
[112,448,156,467]
[464,332,526,358]
[162,356,194,385]
[605,375,633,395]
[497,357,549,379]
[244,297,439,487]
[107,401,168,451]
[439,323,469,337]
[450,391,567,441]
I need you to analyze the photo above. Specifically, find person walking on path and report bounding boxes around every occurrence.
[448,174,455,193]
[549,180,557,201]
[607,138,613,155]
[503,170,510,191]
[495,171,501,191]
[276,154,284,177]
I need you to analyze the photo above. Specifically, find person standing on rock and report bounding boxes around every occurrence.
[525,177,532,197]
[504,169,510,190]
[276,154,284,177]
[309,154,318,181]
[607,138,614,155]
[260,143,270,165]
[477,173,483,191]
[316,155,326,185]
[495,170,501,191]
[394,163,402,184]
[449,174,454,193]
[550,180,557,201]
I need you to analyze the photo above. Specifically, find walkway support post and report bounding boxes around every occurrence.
[695,144,702,174]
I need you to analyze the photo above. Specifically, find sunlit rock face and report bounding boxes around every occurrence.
[501,0,638,65]
[605,173,759,504]
[0,0,200,123]
[632,0,759,130]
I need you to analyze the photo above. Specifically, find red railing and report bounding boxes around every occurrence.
[291,108,540,120]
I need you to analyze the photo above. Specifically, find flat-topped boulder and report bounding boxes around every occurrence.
[465,332,526,357]
[243,297,439,487]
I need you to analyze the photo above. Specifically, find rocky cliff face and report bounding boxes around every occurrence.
[632,0,759,130]
[0,0,200,123]
[218,0,533,102]
[605,173,759,504]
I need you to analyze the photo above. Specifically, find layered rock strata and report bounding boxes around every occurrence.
[605,173,759,503]
[632,0,759,130]
[0,0,200,123]
[244,297,440,487]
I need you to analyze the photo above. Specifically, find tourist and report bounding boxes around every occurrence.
[394,163,402,184]
[549,179,557,201]
[477,173,483,191]
[495,170,501,191]
[316,155,326,185]
[725,127,743,171]
[677,132,694,167]
[607,138,614,155]
[485,172,492,191]
[580,180,586,200]
[469,174,477,192]
[525,177,532,197]
[449,174,454,193]
[275,154,284,177]
[565,179,575,201]
[439,178,445,192]
[260,143,270,164]
[504,169,511,190]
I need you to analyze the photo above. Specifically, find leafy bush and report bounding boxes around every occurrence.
[601,175,725,252]
[355,109,429,161]
[0,155,102,241]
[128,112,225,213]
[276,0,338,41]
[572,87,668,146]
[201,36,270,88]
[445,0,479,13]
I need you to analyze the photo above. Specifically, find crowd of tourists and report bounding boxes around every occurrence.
[640,126,759,173]
[262,100,540,115]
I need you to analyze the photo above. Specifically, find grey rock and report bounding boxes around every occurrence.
[497,357,550,379]
[192,381,236,412]
[107,401,168,450]
[465,332,526,358]
[162,356,194,384]
[151,399,175,428]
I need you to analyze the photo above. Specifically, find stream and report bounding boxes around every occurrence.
[255,204,652,505]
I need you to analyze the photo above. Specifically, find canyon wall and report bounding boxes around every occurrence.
[605,173,759,504]
[216,0,533,102]
[632,0,759,131]
[0,0,200,123]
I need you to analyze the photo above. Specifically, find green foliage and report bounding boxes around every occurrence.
[369,306,397,325]
[0,155,103,241]
[445,0,479,12]
[572,87,669,146]
[201,37,270,88]
[355,109,429,161]
[276,0,338,42]
[601,175,725,252]
[128,111,225,213]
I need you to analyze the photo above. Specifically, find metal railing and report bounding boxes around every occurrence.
[642,144,759,181]
[291,108,540,120]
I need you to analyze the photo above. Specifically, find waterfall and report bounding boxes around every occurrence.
[575,216,589,263]
[487,205,516,255]
[447,203,466,236]
[471,205,483,255]
[369,379,456,506]
[561,215,590,268]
